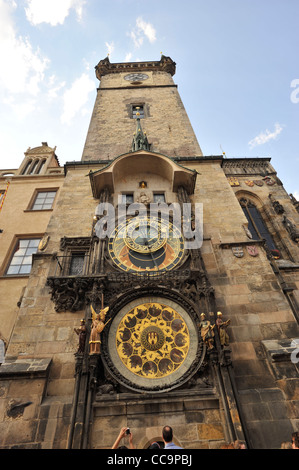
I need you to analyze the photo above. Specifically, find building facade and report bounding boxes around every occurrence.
[0,56,298,449]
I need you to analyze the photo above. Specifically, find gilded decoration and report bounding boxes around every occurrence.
[116,302,190,379]
[106,296,203,392]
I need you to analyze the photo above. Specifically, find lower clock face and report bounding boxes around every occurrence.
[108,216,185,273]
[106,297,201,392]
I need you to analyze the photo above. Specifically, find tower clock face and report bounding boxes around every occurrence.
[108,216,184,273]
[124,73,149,82]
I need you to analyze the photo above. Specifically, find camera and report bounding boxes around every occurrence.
[126,428,130,435]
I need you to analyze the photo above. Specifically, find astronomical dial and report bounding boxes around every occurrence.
[116,302,190,379]
[108,216,185,273]
[105,297,205,393]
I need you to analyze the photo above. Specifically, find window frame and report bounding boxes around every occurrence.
[120,193,134,205]
[132,104,145,119]
[4,236,42,277]
[239,198,277,251]
[153,193,166,204]
[26,188,58,212]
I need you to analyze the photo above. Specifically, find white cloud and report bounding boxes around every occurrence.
[129,17,157,48]
[248,123,283,149]
[47,79,66,100]
[25,0,86,26]
[125,52,132,62]
[0,0,49,96]
[3,95,36,119]
[136,17,156,43]
[61,73,94,125]
[293,191,299,201]
[130,30,144,48]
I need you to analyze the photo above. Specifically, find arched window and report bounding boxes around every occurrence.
[239,198,277,251]
[22,160,32,175]
[36,159,46,174]
[29,160,39,174]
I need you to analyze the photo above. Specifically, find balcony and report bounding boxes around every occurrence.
[46,253,193,313]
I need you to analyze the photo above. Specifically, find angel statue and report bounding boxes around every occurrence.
[89,304,110,355]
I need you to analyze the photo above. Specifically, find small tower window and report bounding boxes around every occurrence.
[36,159,46,174]
[120,193,134,204]
[22,160,32,175]
[29,160,39,174]
[153,193,166,203]
[132,105,144,119]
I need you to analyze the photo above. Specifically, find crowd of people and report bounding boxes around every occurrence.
[112,426,299,450]
[112,425,183,449]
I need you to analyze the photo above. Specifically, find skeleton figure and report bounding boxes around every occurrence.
[74,319,86,353]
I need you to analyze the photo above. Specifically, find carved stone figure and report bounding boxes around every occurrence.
[74,319,86,354]
[136,192,151,205]
[199,313,215,350]
[216,312,230,347]
[96,383,115,395]
[89,305,110,354]
[282,216,299,243]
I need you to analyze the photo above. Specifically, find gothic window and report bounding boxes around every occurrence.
[69,253,85,275]
[6,238,41,275]
[31,190,57,210]
[239,198,277,250]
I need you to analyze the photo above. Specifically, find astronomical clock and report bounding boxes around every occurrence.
[107,216,185,274]
[100,209,208,394]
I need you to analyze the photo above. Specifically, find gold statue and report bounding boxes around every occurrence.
[199,313,215,350]
[216,312,230,347]
[89,304,110,355]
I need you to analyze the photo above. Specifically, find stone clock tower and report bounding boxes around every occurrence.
[82,55,202,160]
[1,55,298,450]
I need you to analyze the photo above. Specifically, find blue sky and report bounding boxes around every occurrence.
[0,0,298,197]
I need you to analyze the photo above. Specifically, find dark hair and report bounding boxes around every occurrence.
[149,442,160,449]
[162,426,173,443]
[118,445,128,449]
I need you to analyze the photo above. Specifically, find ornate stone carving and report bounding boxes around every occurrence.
[282,216,299,243]
[46,277,94,312]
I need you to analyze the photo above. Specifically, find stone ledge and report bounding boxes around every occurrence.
[262,338,299,362]
[0,358,52,379]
